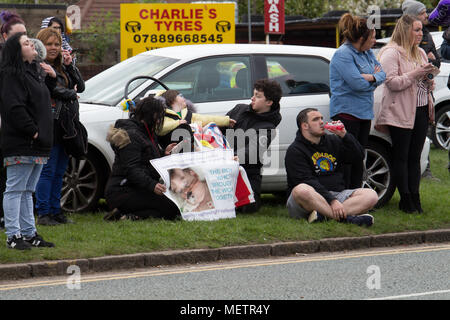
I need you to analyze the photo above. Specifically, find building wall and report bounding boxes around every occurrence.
[0,3,67,38]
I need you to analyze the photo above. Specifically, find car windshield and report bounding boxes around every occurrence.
[78,54,178,106]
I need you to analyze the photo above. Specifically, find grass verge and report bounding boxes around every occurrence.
[0,148,449,264]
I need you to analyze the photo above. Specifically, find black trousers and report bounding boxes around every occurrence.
[106,186,180,220]
[332,115,371,189]
[388,106,429,195]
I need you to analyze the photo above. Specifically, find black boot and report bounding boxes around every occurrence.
[399,193,417,213]
[411,193,424,213]
[103,208,123,221]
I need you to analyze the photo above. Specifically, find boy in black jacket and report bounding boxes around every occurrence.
[285,108,378,226]
[226,79,282,213]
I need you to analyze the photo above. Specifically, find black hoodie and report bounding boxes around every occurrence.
[285,130,364,203]
[226,103,282,175]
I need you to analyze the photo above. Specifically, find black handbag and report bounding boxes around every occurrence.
[60,100,88,159]
[62,119,88,159]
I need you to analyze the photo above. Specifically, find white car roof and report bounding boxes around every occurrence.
[377,31,444,48]
[141,44,336,61]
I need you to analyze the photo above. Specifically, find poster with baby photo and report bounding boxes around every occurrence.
[151,149,240,221]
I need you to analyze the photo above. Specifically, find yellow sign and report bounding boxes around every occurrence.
[120,3,235,60]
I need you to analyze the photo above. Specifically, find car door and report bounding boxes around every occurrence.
[258,54,331,191]
[148,55,253,117]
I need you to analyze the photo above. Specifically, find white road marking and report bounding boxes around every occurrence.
[369,289,450,300]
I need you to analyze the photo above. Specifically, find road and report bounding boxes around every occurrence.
[1,243,449,304]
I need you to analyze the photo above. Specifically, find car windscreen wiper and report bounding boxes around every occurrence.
[79,101,113,106]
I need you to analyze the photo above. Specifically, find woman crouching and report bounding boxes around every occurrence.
[104,96,180,221]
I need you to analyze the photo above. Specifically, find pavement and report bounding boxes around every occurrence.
[1,228,450,281]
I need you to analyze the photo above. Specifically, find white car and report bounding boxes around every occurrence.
[375,31,450,150]
[63,44,430,212]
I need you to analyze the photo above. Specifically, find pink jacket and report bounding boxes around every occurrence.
[374,43,434,133]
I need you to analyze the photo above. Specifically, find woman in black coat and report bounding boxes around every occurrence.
[0,32,56,249]
[104,96,180,221]
[34,27,85,226]
[0,10,27,230]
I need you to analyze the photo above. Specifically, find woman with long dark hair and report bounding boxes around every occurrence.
[376,14,436,213]
[40,16,73,58]
[0,32,56,249]
[34,27,85,225]
[0,11,26,230]
[104,96,180,221]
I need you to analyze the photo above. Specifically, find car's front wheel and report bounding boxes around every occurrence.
[363,141,396,208]
[61,151,108,213]
[432,104,450,150]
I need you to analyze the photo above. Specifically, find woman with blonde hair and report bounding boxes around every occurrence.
[329,13,385,189]
[375,14,435,213]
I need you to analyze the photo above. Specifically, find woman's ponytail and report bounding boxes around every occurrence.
[338,13,372,44]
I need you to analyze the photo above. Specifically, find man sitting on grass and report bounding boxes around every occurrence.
[285,108,378,227]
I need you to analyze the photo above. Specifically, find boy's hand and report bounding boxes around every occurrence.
[179,120,187,125]
[332,126,346,138]
[330,199,346,220]
[229,119,236,128]
[325,121,346,138]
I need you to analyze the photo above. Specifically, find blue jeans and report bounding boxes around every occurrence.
[35,144,69,216]
[3,163,43,238]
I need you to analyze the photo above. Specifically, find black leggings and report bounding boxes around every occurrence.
[388,106,429,195]
[106,187,180,220]
[332,115,371,189]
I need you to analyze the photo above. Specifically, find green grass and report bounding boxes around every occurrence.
[1,148,449,264]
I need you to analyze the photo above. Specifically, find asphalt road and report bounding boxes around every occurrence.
[1,243,449,302]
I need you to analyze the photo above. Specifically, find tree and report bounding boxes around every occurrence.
[75,10,120,63]
[238,0,440,20]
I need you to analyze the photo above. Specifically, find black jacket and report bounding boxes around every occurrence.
[421,27,441,68]
[226,103,282,174]
[48,63,85,145]
[0,62,55,158]
[442,28,450,60]
[105,118,164,207]
[285,130,364,203]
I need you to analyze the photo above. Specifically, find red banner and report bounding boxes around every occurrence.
[264,0,285,35]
